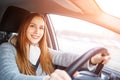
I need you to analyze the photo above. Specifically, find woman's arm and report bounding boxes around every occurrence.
[71,0,120,34]
[0,42,46,80]
[49,48,110,71]
[49,48,92,70]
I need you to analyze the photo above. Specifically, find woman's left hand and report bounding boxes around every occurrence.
[90,51,111,65]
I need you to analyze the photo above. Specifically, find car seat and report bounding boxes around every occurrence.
[0,6,30,44]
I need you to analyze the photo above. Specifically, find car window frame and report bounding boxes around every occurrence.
[45,14,59,50]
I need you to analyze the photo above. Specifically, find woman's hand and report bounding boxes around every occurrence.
[90,51,111,65]
[45,69,71,80]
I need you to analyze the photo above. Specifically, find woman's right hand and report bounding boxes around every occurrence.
[45,69,72,80]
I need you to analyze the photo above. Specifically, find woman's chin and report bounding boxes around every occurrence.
[30,41,39,45]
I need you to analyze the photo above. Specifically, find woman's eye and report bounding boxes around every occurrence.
[39,26,44,29]
[30,24,34,27]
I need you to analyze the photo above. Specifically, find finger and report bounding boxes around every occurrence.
[53,69,71,80]
[91,54,103,64]
[73,71,79,78]
[57,70,71,80]
[102,56,111,64]
[50,72,62,80]
[101,51,110,56]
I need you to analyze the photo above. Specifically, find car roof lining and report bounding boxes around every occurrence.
[0,0,83,21]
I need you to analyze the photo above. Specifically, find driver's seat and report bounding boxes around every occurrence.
[0,6,30,44]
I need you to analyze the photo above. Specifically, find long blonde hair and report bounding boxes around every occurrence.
[15,13,54,75]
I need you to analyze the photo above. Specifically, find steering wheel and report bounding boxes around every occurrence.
[65,47,108,80]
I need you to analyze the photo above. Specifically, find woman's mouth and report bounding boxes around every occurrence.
[31,35,40,39]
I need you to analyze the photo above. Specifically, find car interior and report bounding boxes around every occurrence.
[0,0,120,80]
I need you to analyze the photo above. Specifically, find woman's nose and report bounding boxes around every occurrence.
[35,28,39,34]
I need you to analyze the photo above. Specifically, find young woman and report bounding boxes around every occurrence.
[0,13,110,80]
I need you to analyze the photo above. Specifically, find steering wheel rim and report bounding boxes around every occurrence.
[65,47,108,78]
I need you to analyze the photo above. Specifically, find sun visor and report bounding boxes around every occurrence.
[53,0,82,13]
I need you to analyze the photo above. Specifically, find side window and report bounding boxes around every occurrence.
[49,14,120,72]
[49,14,120,52]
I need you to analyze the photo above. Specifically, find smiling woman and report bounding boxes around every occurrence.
[0,6,111,80]
[0,0,120,80]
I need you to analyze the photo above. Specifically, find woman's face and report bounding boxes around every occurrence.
[26,16,45,45]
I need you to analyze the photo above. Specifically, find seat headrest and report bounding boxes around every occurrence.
[0,6,30,32]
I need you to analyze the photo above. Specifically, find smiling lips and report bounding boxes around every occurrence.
[31,35,40,39]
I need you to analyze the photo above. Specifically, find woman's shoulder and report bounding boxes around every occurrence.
[0,42,16,54]
[0,42,14,48]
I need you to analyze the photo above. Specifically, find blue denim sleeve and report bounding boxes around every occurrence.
[0,42,46,80]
